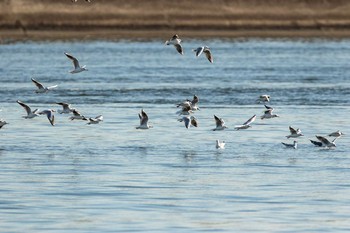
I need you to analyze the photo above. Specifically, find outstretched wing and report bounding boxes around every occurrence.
[195,47,204,57]
[243,115,256,126]
[64,52,80,69]
[17,100,31,115]
[31,78,44,89]
[204,49,213,63]
[289,126,297,134]
[174,44,183,55]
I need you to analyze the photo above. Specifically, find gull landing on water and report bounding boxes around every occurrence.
[31,78,58,93]
[136,109,152,129]
[286,126,304,139]
[64,53,87,73]
[281,141,297,149]
[193,46,213,63]
[216,140,225,149]
[213,115,227,131]
[87,115,103,125]
[17,100,40,119]
[56,102,74,114]
[39,109,55,126]
[165,34,183,55]
[234,115,256,130]
[178,116,198,129]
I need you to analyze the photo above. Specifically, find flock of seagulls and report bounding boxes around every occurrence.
[0,33,345,151]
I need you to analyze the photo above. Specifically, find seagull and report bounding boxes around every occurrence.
[165,34,183,55]
[213,115,227,131]
[56,102,74,114]
[177,95,200,111]
[286,126,304,138]
[69,109,88,121]
[136,109,152,129]
[193,46,213,63]
[176,104,193,116]
[315,135,337,148]
[31,78,58,93]
[261,104,279,119]
[216,140,225,149]
[16,100,40,119]
[178,116,198,129]
[64,52,87,73]
[310,139,323,147]
[0,119,8,129]
[281,141,297,149]
[87,115,103,125]
[39,109,55,126]
[234,115,256,130]
[328,130,345,138]
[256,95,270,103]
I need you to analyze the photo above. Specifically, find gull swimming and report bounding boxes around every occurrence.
[136,109,152,129]
[178,116,198,129]
[286,126,304,138]
[16,100,40,119]
[328,130,345,138]
[87,115,103,125]
[256,95,270,103]
[234,115,256,130]
[193,46,213,63]
[165,34,183,55]
[0,119,8,129]
[216,140,225,149]
[261,104,279,120]
[56,102,74,114]
[31,78,58,93]
[69,109,88,121]
[39,109,55,126]
[213,115,227,131]
[281,141,298,149]
[177,95,200,111]
[315,135,337,148]
[64,52,88,73]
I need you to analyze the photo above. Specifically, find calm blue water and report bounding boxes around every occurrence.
[0,39,349,232]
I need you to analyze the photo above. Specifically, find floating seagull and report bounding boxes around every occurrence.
[310,139,323,147]
[281,141,297,149]
[216,140,225,149]
[16,100,40,119]
[178,116,198,129]
[328,130,345,138]
[136,109,152,129]
[165,34,183,55]
[213,115,227,131]
[261,104,279,120]
[177,95,200,111]
[56,102,74,114]
[286,126,304,138]
[64,52,87,73]
[87,115,103,125]
[39,109,55,126]
[31,78,58,93]
[256,95,270,103]
[0,119,8,129]
[69,109,88,121]
[315,135,337,148]
[234,115,256,130]
[193,46,213,63]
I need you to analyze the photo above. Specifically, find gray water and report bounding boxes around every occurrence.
[0,39,349,232]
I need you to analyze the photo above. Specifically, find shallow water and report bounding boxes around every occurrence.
[0,39,349,232]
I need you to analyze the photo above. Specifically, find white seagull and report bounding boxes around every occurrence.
[56,102,74,114]
[16,100,40,119]
[234,115,256,130]
[216,140,225,149]
[328,130,345,138]
[177,95,200,111]
[193,46,213,63]
[0,119,8,129]
[136,109,152,129]
[281,141,298,149]
[64,52,87,73]
[286,126,304,139]
[39,109,55,126]
[213,115,227,131]
[261,104,279,120]
[87,115,103,125]
[256,95,270,103]
[69,109,88,121]
[31,78,58,93]
[178,116,198,129]
[176,104,193,116]
[165,34,183,55]
[315,135,337,148]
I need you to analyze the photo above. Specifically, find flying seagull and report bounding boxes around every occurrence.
[193,46,213,63]
[281,141,298,149]
[178,116,198,129]
[16,100,40,119]
[328,130,345,138]
[136,109,152,129]
[256,95,270,103]
[31,78,58,93]
[56,102,74,114]
[286,126,304,139]
[39,109,55,126]
[87,115,103,125]
[165,34,183,55]
[213,115,227,131]
[315,135,337,148]
[64,52,88,73]
[177,95,200,111]
[261,104,279,120]
[234,115,256,130]
[69,109,88,121]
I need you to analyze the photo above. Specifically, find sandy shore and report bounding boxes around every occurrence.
[2,0,350,41]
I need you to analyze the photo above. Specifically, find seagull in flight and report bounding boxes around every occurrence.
[39,109,55,126]
[16,100,40,119]
[193,46,213,63]
[286,126,304,138]
[328,130,345,138]
[178,116,198,129]
[261,104,279,119]
[87,115,103,125]
[69,109,88,121]
[213,115,227,131]
[281,141,297,149]
[216,140,225,149]
[234,115,256,130]
[31,78,58,93]
[56,102,74,114]
[256,95,270,103]
[136,109,152,129]
[64,52,88,73]
[0,119,8,129]
[165,34,183,55]
[177,95,200,111]
[315,135,337,148]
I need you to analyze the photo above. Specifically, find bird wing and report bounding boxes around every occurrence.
[204,49,213,63]
[192,95,199,104]
[195,47,204,57]
[31,78,44,89]
[243,115,256,126]
[310,139,323,147]
[264,104,274,110]
[56,102,70,110]
[191,117,198,127]
[316,135,330,145]
[174,44,183,55]
[214,115,224,127]
[17,100,31,115]
[289,126,297,134]
[183,117,190,129]
[65,52,80,69]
